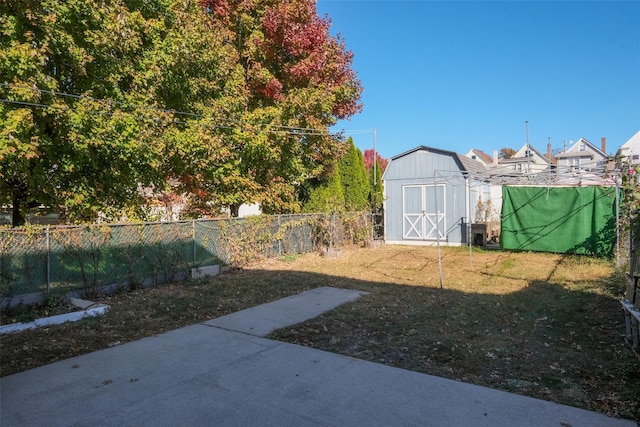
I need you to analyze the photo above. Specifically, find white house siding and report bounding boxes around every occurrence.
[556,138,607,172]
[617,130,640,165]
[238,203,261,217]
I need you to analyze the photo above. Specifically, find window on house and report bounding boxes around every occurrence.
[579,144,586,151]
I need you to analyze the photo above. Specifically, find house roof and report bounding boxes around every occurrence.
[465,148,494,165]
[512,144,551,164]
[386,144,616,185]
[500,156,542,164]
[556,138,606,159]
[617,130,640,156]
[457,154,488,174]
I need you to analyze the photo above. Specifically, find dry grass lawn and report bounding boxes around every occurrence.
[1,245,638,421]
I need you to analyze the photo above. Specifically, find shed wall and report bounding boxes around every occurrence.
[383,149,469,245]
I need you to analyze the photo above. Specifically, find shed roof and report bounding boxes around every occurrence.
[389,145,487,175]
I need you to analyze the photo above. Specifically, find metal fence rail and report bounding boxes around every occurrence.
[0,212,373,304]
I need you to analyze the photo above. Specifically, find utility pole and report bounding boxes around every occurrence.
[525,120,530,173]
[373,128,377,191]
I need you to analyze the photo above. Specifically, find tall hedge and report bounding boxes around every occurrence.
[302,171,345,213]
[338,138,369,211]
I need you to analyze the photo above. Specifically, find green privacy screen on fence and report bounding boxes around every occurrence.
[501,186,617,257]
[0,215,321,300]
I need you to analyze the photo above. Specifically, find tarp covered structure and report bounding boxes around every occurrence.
[501,186,617,258]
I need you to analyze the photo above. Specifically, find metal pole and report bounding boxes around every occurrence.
[373,128,377,190]
[616,181,620,266]
[46,225,51,293]
[434,170,443,289]
[192,220,196,265]
[373,128,377,211]
[467,178,472,266]
[525,120,530,173]
[278,215,282,255]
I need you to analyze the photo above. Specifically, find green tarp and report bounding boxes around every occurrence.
[501,186,617,257]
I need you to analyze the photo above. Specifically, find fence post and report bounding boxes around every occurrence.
[46,225,51,293]
[278,215,282,255]
[192,220,196,266]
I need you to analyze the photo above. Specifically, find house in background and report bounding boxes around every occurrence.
[464,148,496,168]
[382,146,490,246]
[463,148,503,228]
[616,130,640,165]
[500,143,551,174]
[556,137,608,172]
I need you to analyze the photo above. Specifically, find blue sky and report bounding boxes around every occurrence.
[316,1,640,160]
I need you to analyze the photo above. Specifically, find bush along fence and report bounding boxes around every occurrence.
[622,215,640,351]
[0,212,374,307]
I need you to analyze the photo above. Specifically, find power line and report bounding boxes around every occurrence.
[0,98,190,125]
[0,83,339,136]
[0,82,202,118]
[1,95,337,137]
[339,128,375,135]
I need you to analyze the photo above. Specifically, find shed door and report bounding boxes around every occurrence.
[402,184,446,240]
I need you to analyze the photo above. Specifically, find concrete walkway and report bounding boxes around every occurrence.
[0,286,634,426]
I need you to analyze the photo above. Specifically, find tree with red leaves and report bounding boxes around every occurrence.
[363,149,389,172]
[199,0,362,215]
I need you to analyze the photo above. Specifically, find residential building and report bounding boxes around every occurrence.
[556,138,607,172]
[464,148,496,168]
[500,143,551,174]
[616,130,640,165]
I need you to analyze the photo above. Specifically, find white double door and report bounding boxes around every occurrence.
[403,184,446,240]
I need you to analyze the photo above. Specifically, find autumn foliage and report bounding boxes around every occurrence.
[199,0,361,116]
[363,149,389,172]
[1,0,363,223]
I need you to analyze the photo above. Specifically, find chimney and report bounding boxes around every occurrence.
[547,142,552,160]
[601,137,606,154]
[493,150,499,164]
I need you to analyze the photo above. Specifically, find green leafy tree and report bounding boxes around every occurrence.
[0,0,161,225]
[338,137,368,211]
[132,1,246,216]
[369,158,384,211]
[363,148,386,211]
[1,0,362,224]
[500,147,517,159]
[301,171,345,214]
[200,0,363,215]
[0,0,241,224]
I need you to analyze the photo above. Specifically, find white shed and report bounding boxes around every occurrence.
[382,146,488,246]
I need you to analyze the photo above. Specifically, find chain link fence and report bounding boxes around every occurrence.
[0,212,375,305]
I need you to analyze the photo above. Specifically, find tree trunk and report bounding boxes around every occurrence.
[229,203,240,218]
[11,193,25,227]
